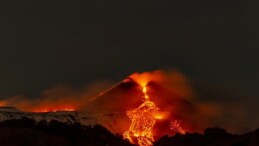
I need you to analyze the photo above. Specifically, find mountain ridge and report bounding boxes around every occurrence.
[0,117,259,146]
[0,106,98,127]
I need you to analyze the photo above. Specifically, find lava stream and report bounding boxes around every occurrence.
[123,84,162,146]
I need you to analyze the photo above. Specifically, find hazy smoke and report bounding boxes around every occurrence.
[0,69,256,135]
[129,69,197,100]
[0,81,114,112]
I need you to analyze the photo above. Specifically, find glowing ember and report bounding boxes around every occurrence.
[143,86,149,100]
[170,120,186,135]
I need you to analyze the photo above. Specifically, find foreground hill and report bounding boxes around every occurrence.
[0,118,259,146]
[0,118,132,146]
[155,128,259,146]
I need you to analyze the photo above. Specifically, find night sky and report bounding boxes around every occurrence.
[0,0,259,128]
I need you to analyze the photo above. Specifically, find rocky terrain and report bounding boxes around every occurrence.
[0,115,258,146]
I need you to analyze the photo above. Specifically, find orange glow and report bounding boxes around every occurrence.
[0,101,6,107]
[1,70,213,143]
[143,86,149,100]
[170,120,186,135]
[129,71,164,88]
[154,114,164,120]
[33,107,75,113]
[143,86,147,94]
[124,72,189,146]
[123,83,166,146]
[123,99,160,146]
[0,96,77,113]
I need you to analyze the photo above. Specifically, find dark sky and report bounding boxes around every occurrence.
[0,0,258,107]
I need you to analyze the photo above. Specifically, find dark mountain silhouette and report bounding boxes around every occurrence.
[155,127,259,146]
[0,118,132,146]
[86,78,144,113]
[0,118,259,146]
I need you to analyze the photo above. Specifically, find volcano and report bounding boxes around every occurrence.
[85,76,206,145]
[0,73,208,146]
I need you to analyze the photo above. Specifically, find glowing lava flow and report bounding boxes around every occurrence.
[123,84,162,146]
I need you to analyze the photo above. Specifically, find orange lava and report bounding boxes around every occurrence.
[123,100,160,146]
[169,120,186,135]
[123,86,161,146]
[123,73,186,146]
[123,84,161,146]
